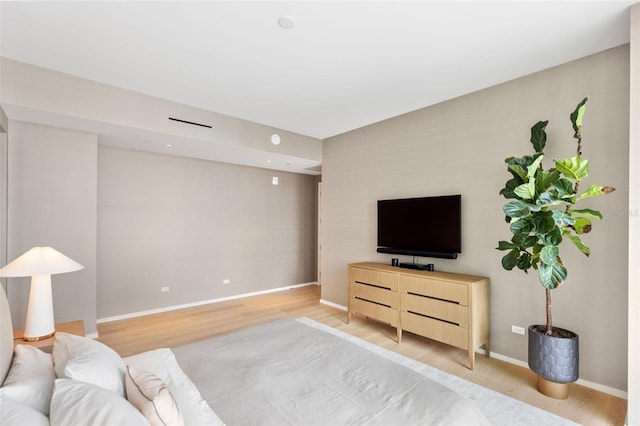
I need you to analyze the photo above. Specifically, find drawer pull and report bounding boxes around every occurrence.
[355,296,390,308]
[407,291,459,305]
[356,281,392,291]
[407,310,460,327]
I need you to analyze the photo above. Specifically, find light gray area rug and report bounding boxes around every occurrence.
[173,317,578,426]
[297,317,578,426]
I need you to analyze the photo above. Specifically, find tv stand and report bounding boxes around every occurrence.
[398,262,430,271]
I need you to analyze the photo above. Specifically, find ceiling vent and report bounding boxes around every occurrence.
[168,117,212,128]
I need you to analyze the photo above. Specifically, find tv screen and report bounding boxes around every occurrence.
[377,195,461,259]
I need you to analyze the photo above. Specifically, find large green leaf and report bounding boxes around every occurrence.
[514,183,534,200]
[553,178,576,199]
[570,97,588,139]
[537,170,560,192]
[527,155,544,177]
[571,208,603,220]
[516,252,532,270]
[531,211,555,234]
[537,191,568,207]
[520,235,539,248]
[507,164,527,181]
[576,184,611,201]
[538,246,567,289]
[499,178,522,199]
[512,233,531,247]
[541,226,563,246]
[505,155,542,180]
[505,155,537,168]
[510,217,533,234]
[563,229,591,256]
[530,120,548,153]
[501,249,519,270]
[573,216,592,234]
[514,155,544,200]
[497,240,516,251]
[540,245,559,265]
[503,200,531,218]
[539,261,567,289]
[555,156,589,182]
[551,209,575,227]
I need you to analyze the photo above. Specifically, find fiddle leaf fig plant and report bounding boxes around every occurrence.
[497,97,615,335]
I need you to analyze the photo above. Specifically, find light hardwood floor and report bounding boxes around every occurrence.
[97,285,626,425]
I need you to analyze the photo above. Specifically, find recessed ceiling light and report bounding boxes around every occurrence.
[166,144,172,148]
[278,16,296,30]
[271,134,281,145]
[267,160,272,164]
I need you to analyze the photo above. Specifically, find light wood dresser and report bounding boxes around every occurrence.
[347,262,489,369]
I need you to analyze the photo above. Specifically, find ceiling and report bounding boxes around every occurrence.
[0,1,634,171]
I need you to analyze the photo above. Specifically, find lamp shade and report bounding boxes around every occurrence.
[0,247,84,277]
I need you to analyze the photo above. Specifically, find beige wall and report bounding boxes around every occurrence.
[6,121,98,335]
[321,46,630,391]
[97,146,318,318]
[0,108,7,285]
[628,3,639,424]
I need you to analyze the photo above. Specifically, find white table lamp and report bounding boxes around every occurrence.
[0,247,84,341]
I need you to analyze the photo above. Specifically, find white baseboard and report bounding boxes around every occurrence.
[319,299,347,311]
[316,300,628,399]
[97,282,318,324]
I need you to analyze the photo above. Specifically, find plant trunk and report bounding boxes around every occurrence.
[545,288,552,335]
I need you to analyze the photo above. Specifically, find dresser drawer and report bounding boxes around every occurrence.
[400,275,468,305]
[352,282,398,309]
[401,311,468,350]
[351,267,398,291]
[352,298,399,327]
[400,293,468,327]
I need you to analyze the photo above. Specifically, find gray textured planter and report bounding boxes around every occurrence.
[528,325,579,384]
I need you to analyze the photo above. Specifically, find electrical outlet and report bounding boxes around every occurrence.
[160,286,170,293]
[511,325,525,335]
[222,279,231,285]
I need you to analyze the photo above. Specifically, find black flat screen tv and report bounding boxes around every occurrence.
[377,194,461,259]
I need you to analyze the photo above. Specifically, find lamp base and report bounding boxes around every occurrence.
[23,274,56,341]
[22,330,55,342]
